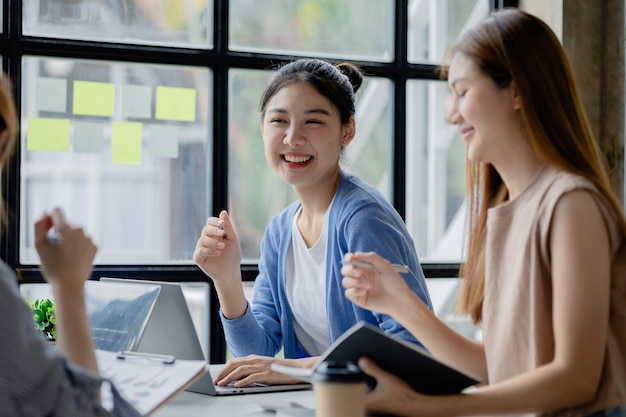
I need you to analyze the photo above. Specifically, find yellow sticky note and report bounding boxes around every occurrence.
[73,81,115,117]
[111,121,142,164]
[27,118,70,151]
[155,86,196,121]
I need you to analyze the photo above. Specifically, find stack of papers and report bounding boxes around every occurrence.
[96,349,210,414]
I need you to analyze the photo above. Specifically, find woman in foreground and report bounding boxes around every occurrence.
[0,75,141,416]
[342,8,626,417]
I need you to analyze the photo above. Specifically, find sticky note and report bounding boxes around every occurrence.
[148,125,179,158]
[35,77,67,113]
[73,121,104,154]
[111,121,142,164]
[27,118,70,151]
[73,81,115,117]
[155,86,196,122]
[121,85,152,119]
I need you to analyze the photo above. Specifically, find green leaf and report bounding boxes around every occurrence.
[29,298,56,341]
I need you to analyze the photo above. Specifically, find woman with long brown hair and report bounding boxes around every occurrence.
[341,8,626,417]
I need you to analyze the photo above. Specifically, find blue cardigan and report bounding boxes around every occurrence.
[221,172,433,358]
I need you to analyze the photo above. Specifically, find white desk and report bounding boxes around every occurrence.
[153,390,316,417]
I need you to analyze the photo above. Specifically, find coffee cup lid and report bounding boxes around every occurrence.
[312,361,367,383]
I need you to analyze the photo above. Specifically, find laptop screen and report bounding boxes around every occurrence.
[98,277,208,361]
[84,280,160,352]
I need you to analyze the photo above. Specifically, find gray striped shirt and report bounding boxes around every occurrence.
[0,262,142,417]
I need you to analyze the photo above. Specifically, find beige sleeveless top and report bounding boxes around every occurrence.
[482,166,626,417]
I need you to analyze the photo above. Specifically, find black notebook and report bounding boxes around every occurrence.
[272,321,480,395]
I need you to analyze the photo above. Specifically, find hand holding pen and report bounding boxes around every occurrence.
[192,209,243,285]
[341,252,415,317]
[46,228,63,245]
[193,210,248,320]
[34,208,98,290]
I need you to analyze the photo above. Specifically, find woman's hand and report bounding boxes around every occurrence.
[33,207,99,373]
[359,357,446,417]
[34,207,97,291]
[194,210,248,318]
[341,252,415,317]
[214,355,318,387]
[193,209,242,283]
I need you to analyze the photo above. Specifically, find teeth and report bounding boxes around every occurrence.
[284,155,312,163]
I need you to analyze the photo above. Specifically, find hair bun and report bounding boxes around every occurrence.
[336,62,363,94]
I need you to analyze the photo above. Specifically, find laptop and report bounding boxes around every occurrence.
[84,280,161,352]
[99,277,311,395]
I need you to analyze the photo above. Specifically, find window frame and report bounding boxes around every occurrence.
[0,0,514,362]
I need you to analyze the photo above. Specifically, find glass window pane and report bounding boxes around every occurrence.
[406,80,465,263]
[23,0,212,48]
[20,56,211,265]
[230,0,394,62]
[229,69,393,262]
[408,0,489,63]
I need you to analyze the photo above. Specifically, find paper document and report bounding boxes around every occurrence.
[96,349,210,414]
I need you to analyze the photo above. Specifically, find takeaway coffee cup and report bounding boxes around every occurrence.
[312,361,367,417]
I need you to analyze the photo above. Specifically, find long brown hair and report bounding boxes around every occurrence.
[0,74,18,228]
[440,9,626,323]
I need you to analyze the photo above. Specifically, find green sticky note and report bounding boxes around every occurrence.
[73,121,104,154]
[73,80,115,117]
[121,85,152,119]
[148,124,179,158]
[36,77,67,113]
[111,121,142,164]
[27,118,70,151]
[155,86,196,122]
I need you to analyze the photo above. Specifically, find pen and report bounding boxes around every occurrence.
[116,350,176,364]
[343,260,410,274]
[46,229,62,245]
[218,220,227,240]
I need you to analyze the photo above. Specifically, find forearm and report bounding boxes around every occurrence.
[52,285,98,374]
[213,273,248,319]
[221,306,282,357]
[390,289,488,381]
[412,362,596,417]
[388,363,597,417]
[276,356,319,368]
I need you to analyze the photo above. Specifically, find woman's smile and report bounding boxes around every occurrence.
[282,153,313,166]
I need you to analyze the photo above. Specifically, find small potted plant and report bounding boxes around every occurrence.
[29,298,56,341]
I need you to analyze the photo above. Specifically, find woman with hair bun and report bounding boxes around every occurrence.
[194,58,432,387]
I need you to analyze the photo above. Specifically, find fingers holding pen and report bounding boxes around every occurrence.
[341,252,412,316]
[218,209,239,242]
[211,209,238,243]
[194,210,238,258]
[34,207,71,249]
[341,253,375,304]
[213,218,227,243]
[196,218,227,256]
[193,210,243,284]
